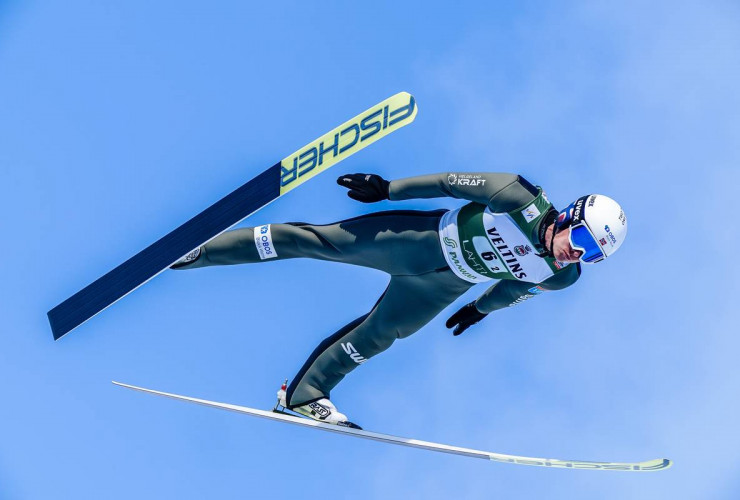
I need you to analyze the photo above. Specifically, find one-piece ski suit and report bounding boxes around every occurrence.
[174,172,580,407]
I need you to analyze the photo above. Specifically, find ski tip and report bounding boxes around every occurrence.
[631,458,672,471]
[647,458,673,471]
[486,455,673,471]
[112,381,139,391]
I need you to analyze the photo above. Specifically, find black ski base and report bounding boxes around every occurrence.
[47,163,282,340]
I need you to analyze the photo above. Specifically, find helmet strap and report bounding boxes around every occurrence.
[535,209,558,258]
[548,223,558,257]
[535,208,558,258]
[534,223,559,258]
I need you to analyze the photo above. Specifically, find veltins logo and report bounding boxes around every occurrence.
[521,203,541,223]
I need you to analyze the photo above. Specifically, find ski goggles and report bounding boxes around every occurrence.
[569,222,605,264]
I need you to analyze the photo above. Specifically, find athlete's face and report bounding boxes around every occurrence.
[552,227,583,263]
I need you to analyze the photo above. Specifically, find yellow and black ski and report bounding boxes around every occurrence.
[48,93,418,340]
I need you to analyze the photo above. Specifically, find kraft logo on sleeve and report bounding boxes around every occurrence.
[448,173,486,186]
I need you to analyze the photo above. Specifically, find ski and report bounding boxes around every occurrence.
[113,381,672,472]
[48,92,417,340]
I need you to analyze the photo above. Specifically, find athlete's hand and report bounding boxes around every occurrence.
[337,173,390,203]
[445,302,488,336]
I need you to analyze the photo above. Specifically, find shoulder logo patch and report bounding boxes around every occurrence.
[521,203,541,222]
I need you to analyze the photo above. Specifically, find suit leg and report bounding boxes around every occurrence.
[286,270,471,407]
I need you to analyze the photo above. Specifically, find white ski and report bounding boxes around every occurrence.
[113,381,671,471]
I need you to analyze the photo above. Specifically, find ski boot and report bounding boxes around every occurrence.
[273,380,362,429]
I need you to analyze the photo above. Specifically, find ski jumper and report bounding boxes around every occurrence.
[175,173,580,407]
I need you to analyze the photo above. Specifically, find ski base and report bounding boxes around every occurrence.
[113,381,672,471]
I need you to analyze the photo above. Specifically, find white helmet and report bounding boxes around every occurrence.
[555,194,628,263]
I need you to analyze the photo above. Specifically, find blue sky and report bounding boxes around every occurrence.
[2,1,739,498]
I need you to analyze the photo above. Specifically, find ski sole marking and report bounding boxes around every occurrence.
[113,381,672,471]
[47,92,417,340]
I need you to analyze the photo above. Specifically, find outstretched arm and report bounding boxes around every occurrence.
[446,265,581,335]
[476,265,581,312]
[337,172,540,211]
[474,280,548,313]
[444,281,537,336]
[389,172,539,211]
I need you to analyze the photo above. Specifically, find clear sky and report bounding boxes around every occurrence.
[2,1,739,498]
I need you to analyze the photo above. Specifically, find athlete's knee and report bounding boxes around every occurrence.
[394,323,425,339]
[251,223,302,257]
[279,223,339,259]
[353,323,397,357]
[372,336,396,356]
[363,310,426,340]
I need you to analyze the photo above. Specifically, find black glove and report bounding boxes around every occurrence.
[445,302,488,336]
[337,173,390,203]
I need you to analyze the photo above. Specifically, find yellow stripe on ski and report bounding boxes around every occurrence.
[278,92,418,195]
